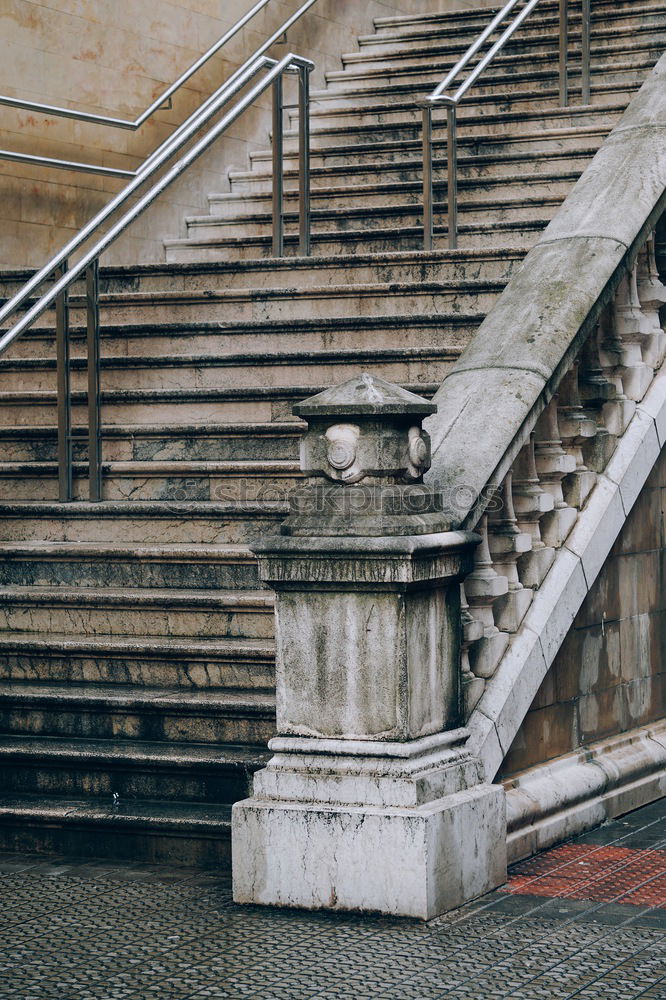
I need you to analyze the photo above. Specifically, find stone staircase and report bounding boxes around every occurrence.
[0,0,663,866]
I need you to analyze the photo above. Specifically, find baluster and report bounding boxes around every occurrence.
[487,473,533,633]
[610,264,653,401]
[637,234,666,369]
[55,260,73,503]
[513,434,556,588]
[534,397,577,548]
[578,316,627,471]
[557,362,597,509]
[596,303,637,438]
[86,261,102,502]
[464,514,509,680]
[460,582,485,717]
[272,73,285,257]
[297,62,312,258]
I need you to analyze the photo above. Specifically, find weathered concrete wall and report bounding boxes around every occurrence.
[500,447,666,778]
[0,0,476,269]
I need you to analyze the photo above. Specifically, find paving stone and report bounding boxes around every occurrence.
[0,802,664,998]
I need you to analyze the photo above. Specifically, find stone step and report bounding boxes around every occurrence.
[320,48,656,99]
[301,76,638,128]
[0,586,274,639]
[165,218,544,261]
[0,460,303,503]
[365,4,665,51]
[249,122,615,173]
[183,193,559,242]
[0,629,274,690]
[229,147,598,195]
[342,19,664,69]
[0,248,526,298]
[0,734,269,804]
[0,541,262,590]
[0,681,276,745]
[0,380,441,426]
[0,501,287,545]
[208,171,578,220]
[371,0,665,35]
[0,795,234,866]
[4,279,504,346]
[283,101,628,152]
[0,339,467,395]
[5,319,479,364]
[0,422,303,463]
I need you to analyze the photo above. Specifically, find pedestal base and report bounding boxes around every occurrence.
[232,735,506,920]
[233,784,505,920]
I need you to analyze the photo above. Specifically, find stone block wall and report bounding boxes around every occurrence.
[499,447,666,778]
[0,0,483,268]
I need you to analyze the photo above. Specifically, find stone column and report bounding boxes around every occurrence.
[232,374,507,920]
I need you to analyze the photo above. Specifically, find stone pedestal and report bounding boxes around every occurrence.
[233,731,506,919]
[254,533,472,741]
[231,375,507,918]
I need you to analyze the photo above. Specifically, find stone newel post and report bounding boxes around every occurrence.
[232,375,507,919]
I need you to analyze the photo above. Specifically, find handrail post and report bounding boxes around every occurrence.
[86,260,102,502]
[423,105,434,251]
[298,63,312,257]
[272,73,285,258]
[447,104,458,251]
[55,261,73,502]
[559,0,569,107]
[581,0,591,105]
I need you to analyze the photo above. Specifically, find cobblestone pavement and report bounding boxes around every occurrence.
[1,800,664,1000]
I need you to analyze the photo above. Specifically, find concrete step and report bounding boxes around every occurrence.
[0,681,276,745]
[0,422,303,463]
[0,734,268,804]
[0,795,234,866]
[0,629,274,690]
[0,501,287,545]
[0,541,262,590]
[0,586,274,639]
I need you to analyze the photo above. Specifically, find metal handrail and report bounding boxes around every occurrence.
[0,0,320,176]
[0,50,314,502]
[422,0,592,250]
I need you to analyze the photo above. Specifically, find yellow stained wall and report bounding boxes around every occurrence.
[0,0,491,269]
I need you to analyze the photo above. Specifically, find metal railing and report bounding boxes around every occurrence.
[0,0,319,178]
[0,39,315,501]
[422,0,592,250]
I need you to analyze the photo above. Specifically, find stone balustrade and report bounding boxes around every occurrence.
[459,233,666,716]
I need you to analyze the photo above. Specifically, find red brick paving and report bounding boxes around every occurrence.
[502,843,666,906]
